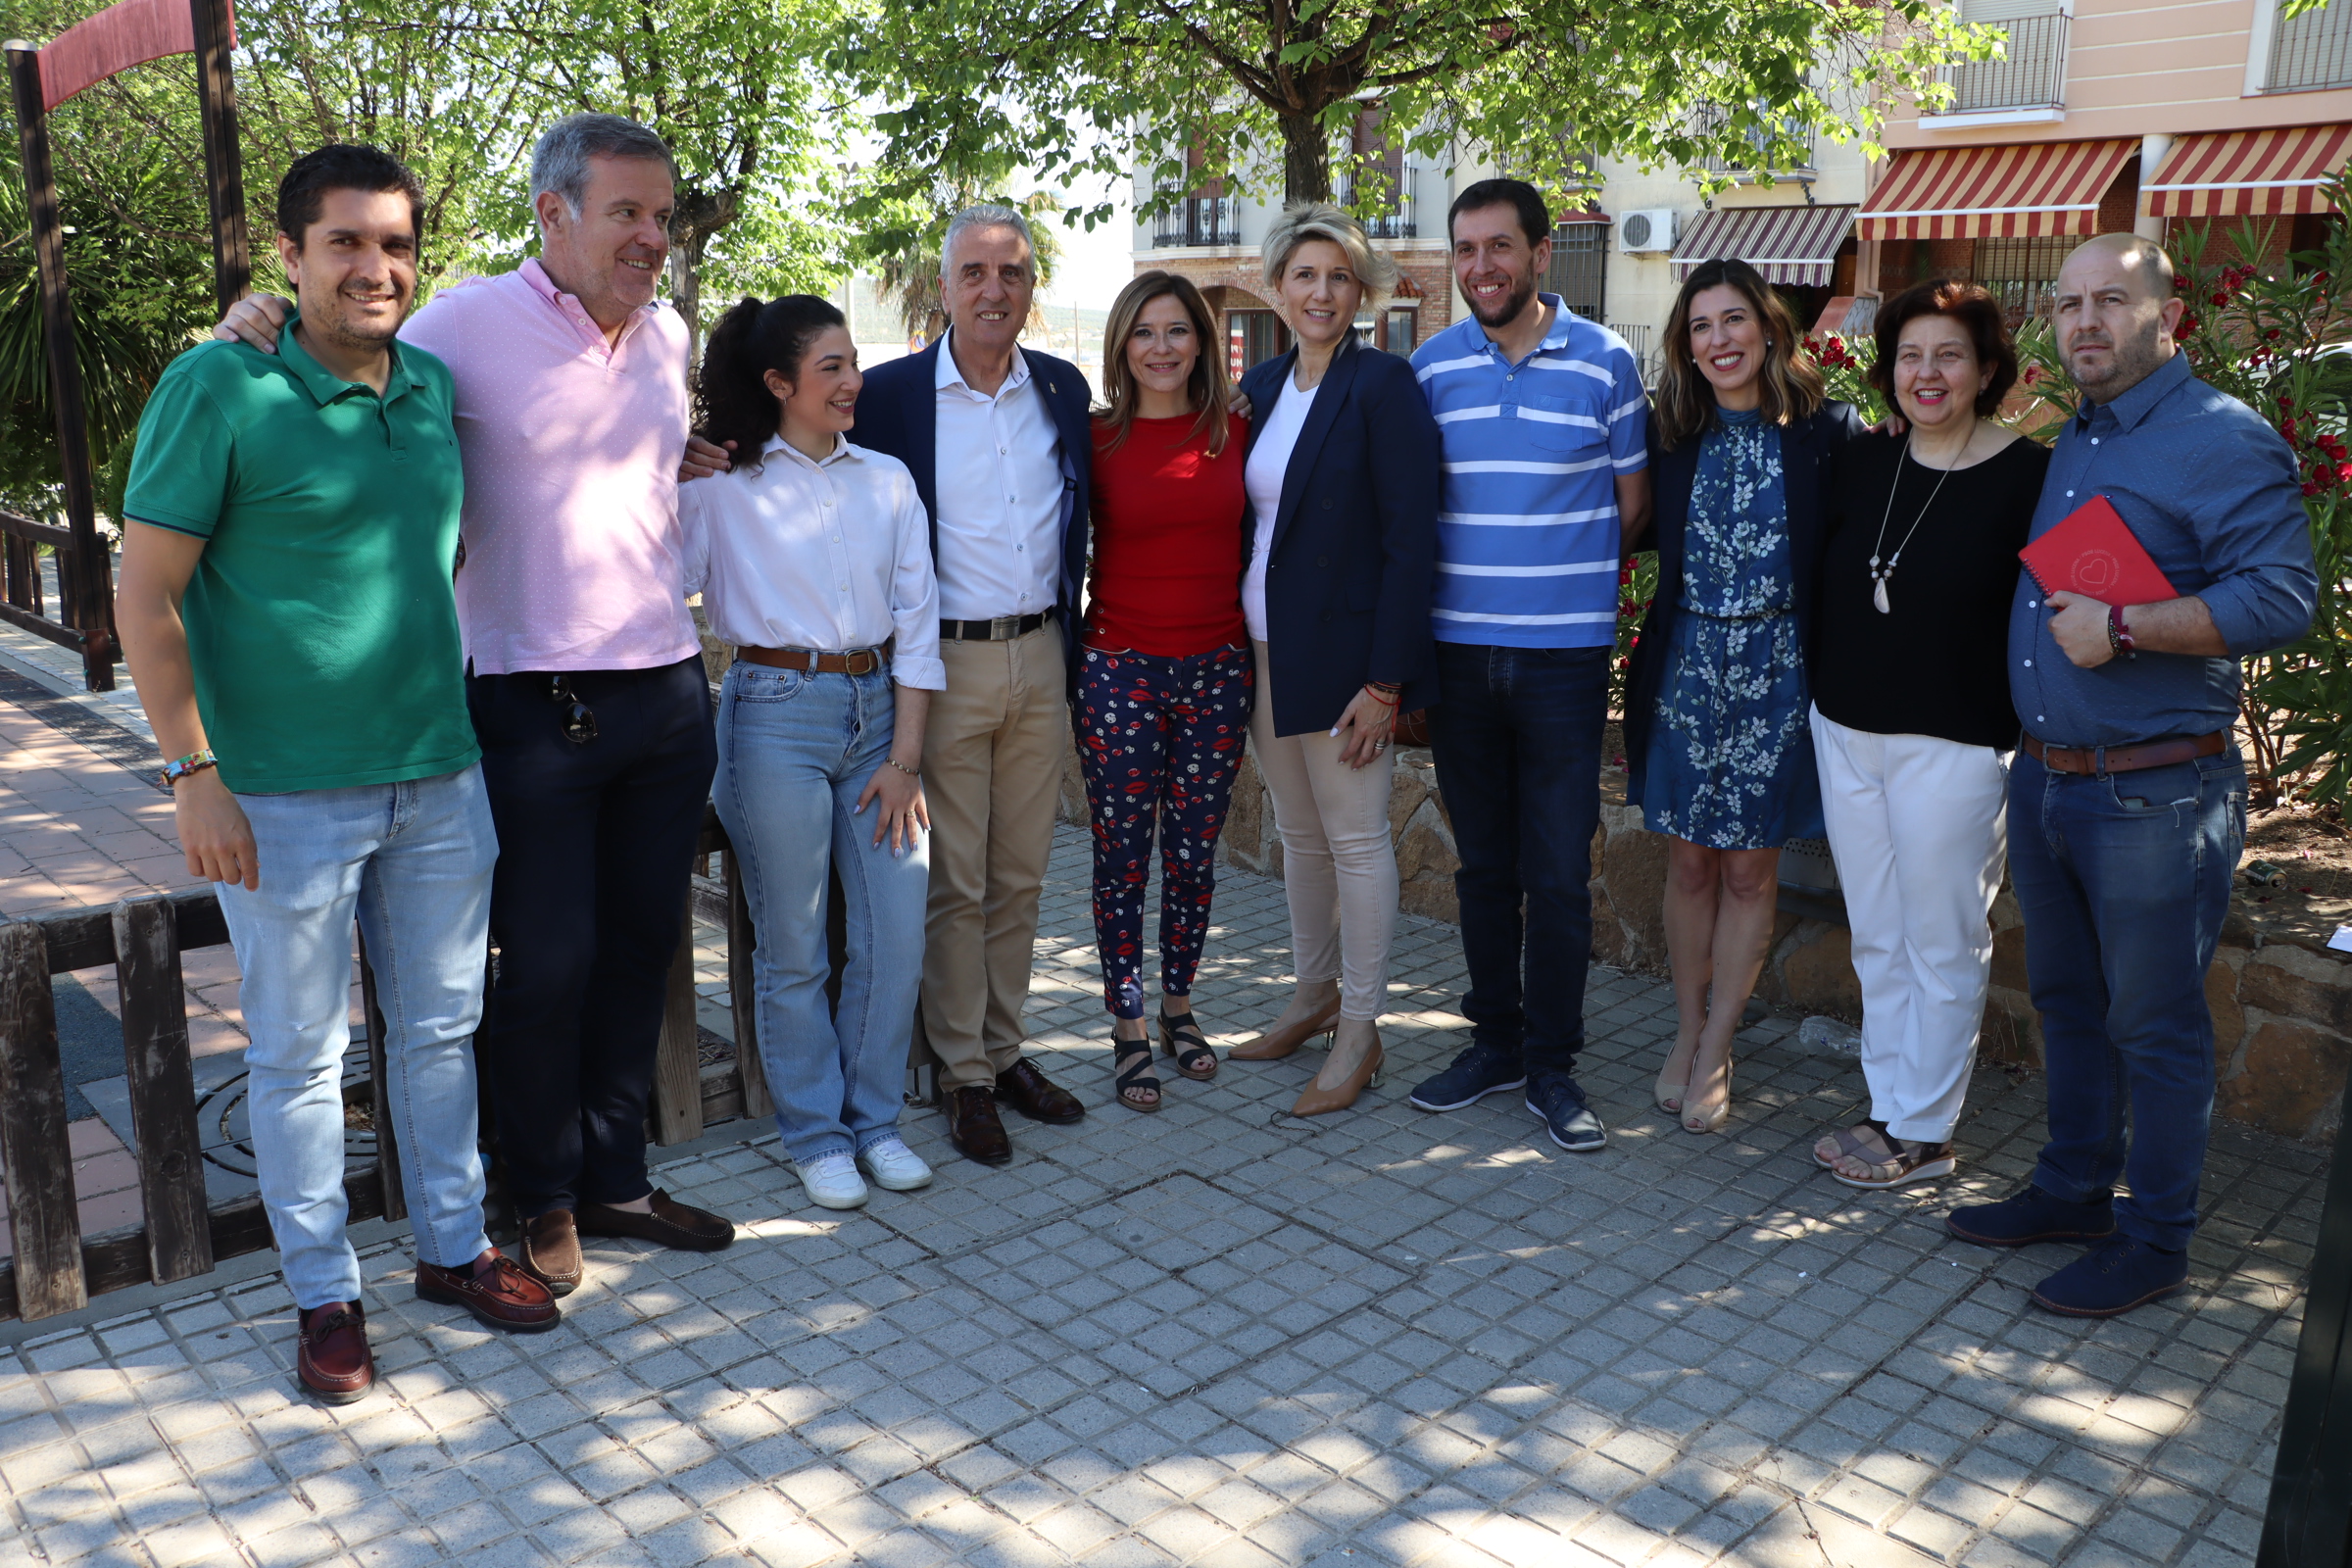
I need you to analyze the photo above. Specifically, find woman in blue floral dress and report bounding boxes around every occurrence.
[1622,260,1865,1135]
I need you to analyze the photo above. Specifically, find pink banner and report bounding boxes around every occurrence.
[37,0,233,112]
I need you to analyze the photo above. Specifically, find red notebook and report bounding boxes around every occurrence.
[2019,495,2180,606]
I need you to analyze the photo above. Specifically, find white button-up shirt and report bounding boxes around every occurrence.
[931,330,1065,620]
[678,434,946,690]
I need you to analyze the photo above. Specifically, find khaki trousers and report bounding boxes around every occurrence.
[918,622,1069,1090]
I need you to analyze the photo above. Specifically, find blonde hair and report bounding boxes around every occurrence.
[1095,270,1234,457]
[1651,258,1826,450]
[1259,202,1399,303]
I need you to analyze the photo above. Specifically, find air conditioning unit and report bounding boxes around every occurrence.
[1618,210,1677,254]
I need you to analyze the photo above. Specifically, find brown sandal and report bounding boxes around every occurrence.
[1830,1133,1958,1190]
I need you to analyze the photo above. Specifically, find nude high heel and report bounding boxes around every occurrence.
[1682,1054,1735,1135]
[1233,995,1342,1060]
[1288,1026,1384,1117]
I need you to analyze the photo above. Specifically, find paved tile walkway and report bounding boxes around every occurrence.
[0,808,2320,1568]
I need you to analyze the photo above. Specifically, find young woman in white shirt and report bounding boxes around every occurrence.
[681,296,943,1213]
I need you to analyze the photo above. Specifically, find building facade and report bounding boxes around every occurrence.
[1133,1,2352,375]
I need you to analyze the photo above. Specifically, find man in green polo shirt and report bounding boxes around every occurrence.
[116,144,557,1405]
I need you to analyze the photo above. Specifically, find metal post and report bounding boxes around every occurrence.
[4,43,112,692]
[2261,1101,2352,1565]
[186,0,248,315]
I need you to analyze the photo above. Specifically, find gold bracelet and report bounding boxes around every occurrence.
[887,759,921,779]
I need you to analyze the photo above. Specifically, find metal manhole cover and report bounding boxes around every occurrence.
[197,1063,378,1177]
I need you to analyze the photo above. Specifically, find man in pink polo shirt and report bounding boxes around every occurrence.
[218,114,735,1292]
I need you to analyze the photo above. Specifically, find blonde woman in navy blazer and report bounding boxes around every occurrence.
[1230,202,1441,1116]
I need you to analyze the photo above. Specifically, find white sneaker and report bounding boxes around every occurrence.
[796,1152,869,1210]
[856,1136,934,1192]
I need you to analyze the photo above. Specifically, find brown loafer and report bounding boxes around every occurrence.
[944,1086,1013,1164]
[416,1251,562,1333]
[995,1059,1084,1124]
[575,1190,736,1251]
[296,1301,373,1405]
[520,1209,583,1296]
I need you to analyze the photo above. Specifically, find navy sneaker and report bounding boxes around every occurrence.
[1945,1184,2117,1248]
[2032,1236,2189,1317]
[1408,1041,1526,1111]
[1527,1072,1606,1152]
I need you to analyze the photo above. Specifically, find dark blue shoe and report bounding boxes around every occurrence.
[1946,1183,2116,1248]
[1408,1041,1526,1111]
[2032,1236,2189,1317]
[1527,1072,1606,1152]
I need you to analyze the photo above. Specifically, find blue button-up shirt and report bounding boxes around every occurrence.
[2008,352,2317,747]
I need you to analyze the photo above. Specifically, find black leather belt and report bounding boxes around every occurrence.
[942,612,1049,641]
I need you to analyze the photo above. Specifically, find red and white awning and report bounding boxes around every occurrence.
[1670,204,1857,286]
[1858,139,2136,240]
[2144,124,2352,219]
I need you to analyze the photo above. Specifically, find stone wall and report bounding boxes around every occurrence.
[1062,740,2352,1145]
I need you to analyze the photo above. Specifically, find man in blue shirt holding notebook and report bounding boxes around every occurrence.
[1947,232,2316,1317]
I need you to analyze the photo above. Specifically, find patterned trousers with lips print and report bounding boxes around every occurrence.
[1076,643,1253,1019]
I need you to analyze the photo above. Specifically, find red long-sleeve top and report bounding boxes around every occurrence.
[1084,415,1250,657]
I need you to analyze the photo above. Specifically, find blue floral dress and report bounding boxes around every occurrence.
[1638,407,1825,849]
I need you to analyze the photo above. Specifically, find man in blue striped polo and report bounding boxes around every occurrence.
[1405,178,1650,1152]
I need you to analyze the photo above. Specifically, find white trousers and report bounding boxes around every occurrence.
[1249,640,1397,1021]
[1810,707,2009,1144]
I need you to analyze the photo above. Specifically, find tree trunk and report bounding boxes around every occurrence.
[667,183,740,360]
[1280,113,1333,205]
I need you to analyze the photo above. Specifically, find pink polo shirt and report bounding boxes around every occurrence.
[400,259,700,674]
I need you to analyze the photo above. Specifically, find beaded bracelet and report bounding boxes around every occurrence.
[160,749,219,791]
[886,758,921,779]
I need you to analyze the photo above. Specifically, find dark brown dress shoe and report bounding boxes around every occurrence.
[297,1301,373,1405]
[416,1250,562,1333]
[995,1059,1085,1124]
[520,1209,583,1296]
[944,1086,1013,1164]
[575,1190,736,1251]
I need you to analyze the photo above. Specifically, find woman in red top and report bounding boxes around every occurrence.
[1081,270,1252,1112]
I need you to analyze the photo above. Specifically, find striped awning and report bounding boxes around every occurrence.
[1858,139,2136,240]
[2144,124,2352,219]
[1669,204,1857,286]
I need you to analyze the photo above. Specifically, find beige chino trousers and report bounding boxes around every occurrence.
[917,622,1069,1090]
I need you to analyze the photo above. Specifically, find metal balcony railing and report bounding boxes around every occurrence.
[1334,165,1418,239]
[1150,194,1240,248]
[1937,12,2070,112]
[1690,103,1817,177]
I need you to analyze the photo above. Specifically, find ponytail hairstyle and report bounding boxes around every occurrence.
[1650,258,1825,450]
[693,294,850,474]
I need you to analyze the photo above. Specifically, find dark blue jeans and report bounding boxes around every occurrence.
[2009,746,2244,1251]
[1428,643,1611,1076]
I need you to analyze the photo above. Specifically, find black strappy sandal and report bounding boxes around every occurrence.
[1113,1036,1162,1112]
[1158,1008,1218,1081]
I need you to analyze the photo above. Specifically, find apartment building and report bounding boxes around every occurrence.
[1135,0,2352,374]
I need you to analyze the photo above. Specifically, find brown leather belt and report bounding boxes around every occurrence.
[2022,731,2227,776]
[942,612,1049,641]
[738,646,885,675]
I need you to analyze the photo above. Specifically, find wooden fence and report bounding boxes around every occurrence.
[0,507,118,690]
[0,812,783,1324]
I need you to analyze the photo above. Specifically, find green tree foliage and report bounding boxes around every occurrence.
[837,0,1988,246]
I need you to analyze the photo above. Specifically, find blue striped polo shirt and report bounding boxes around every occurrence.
[1410,294,1648,648]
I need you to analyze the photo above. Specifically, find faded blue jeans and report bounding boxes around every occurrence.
[716,662,930,1167]
[2010,746,2245,1250]
[217,766,498,1310]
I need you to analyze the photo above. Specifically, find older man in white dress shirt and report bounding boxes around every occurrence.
[850,206,1098,1165]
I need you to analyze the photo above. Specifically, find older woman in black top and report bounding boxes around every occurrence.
[1809,279,2049,1190]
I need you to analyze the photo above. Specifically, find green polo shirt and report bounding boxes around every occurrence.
[123,320,476,793]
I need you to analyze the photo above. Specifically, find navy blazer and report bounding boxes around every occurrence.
[1238,336,1442,738]
[1621,400,1868,803]
[853,337,1096,677]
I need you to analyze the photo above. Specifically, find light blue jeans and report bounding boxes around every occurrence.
[217,766,498,1308]
[716,662,929,1167]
